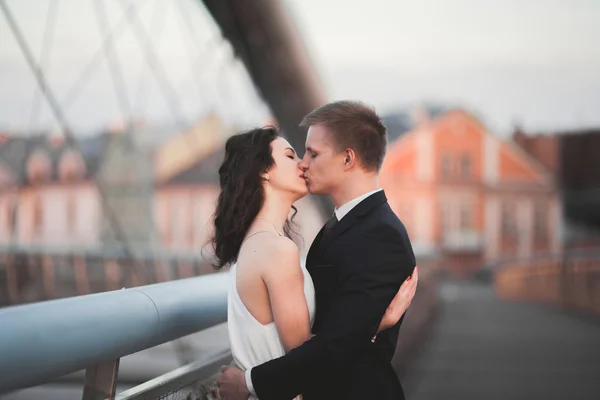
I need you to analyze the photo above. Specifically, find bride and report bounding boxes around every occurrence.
[210,127,417,399]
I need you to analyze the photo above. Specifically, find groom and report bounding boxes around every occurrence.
[219,101,417,400]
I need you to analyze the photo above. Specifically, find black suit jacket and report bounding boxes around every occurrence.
[251,190,416,400]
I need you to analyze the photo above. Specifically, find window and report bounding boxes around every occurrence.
[501,202,516,238]
[187,223,195,247]
[8,200,18,235]
[1,201,6,232]
[441,155,451,179]
[32,196,43,237]
[461,155,471,179]
[163,199,172,245]
[460,203,472,231]
[67,195,76,235]
[440,202,451,233]
[534,201,548,240]
[171,199,183,245]
[187,196,196,247]
[403,202,413,231]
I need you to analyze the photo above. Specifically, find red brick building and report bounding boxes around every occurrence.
[381,110,562,276]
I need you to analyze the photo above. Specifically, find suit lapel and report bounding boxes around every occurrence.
[320,190,388,248]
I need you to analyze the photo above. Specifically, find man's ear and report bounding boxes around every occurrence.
[344,149,357,170]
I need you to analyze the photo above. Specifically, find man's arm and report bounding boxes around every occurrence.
[217,260,418,400]
[251,227,415,400]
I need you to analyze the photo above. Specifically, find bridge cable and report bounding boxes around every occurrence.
[0,0,153,285]
[27,0,59,134]
[93,1,155,286]
[93,0,134,130]
[131,0,167,119]
[117,0,189,132]
[60,0,148,113]
[174,0,212,115]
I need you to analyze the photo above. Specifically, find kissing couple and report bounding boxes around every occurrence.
[213,101,418,400]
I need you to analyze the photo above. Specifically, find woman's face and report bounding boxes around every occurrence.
[267,137,308,200]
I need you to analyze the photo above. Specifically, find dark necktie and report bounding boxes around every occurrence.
[322,213,338,241]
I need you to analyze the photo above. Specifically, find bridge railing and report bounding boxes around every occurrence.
[0,272,230,399]
[494,248,600,316]
[0,243,215,307]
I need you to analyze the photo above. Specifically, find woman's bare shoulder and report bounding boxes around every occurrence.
[241,234,300,275]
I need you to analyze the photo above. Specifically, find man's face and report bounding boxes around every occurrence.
[298,124,346,195]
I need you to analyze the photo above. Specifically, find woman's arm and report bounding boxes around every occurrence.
[261,237,312,353]
[376,266,418,334]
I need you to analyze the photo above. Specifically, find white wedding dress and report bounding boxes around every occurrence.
[227,260,316,399]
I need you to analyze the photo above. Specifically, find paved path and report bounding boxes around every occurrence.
[402,280,600,400]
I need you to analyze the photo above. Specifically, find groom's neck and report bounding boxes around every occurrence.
[331,174,380,209]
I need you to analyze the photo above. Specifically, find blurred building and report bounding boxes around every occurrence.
[381,110,561,276]
[381,103,450,145]
[0,115,224,254]
[0,115,323,304]
[513,127,600,248]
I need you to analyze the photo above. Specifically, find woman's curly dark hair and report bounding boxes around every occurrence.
[209,126,298,270]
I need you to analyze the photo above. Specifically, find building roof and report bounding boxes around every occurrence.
[154,114,229,183]
[163,146,224,186]
[0,114,230,188]
[0,133,120,186]
[381,103,451,144]
[0,136,31,184]
[383,108,556,188]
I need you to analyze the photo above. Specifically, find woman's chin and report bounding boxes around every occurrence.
[293,187,309,201]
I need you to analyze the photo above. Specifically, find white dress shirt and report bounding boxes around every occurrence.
[245,188,383,395]
[334,188,383,221]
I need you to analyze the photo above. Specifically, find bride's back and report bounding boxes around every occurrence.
[228,232,315,377]
[234,233,285,326]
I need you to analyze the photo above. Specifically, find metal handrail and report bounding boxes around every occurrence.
[0,272,228,395]
[494,249,600,316]
[115,348,232,400]
[488,247,600,269]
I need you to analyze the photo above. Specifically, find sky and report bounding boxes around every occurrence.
[0,0,270,135]
[1,0,599,136]
[285,0,600,134]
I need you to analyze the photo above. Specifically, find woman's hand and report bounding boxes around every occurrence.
[377,267,418,334]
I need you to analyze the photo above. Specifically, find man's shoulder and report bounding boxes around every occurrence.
[361,204,416,260]
[363,202,409,238]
